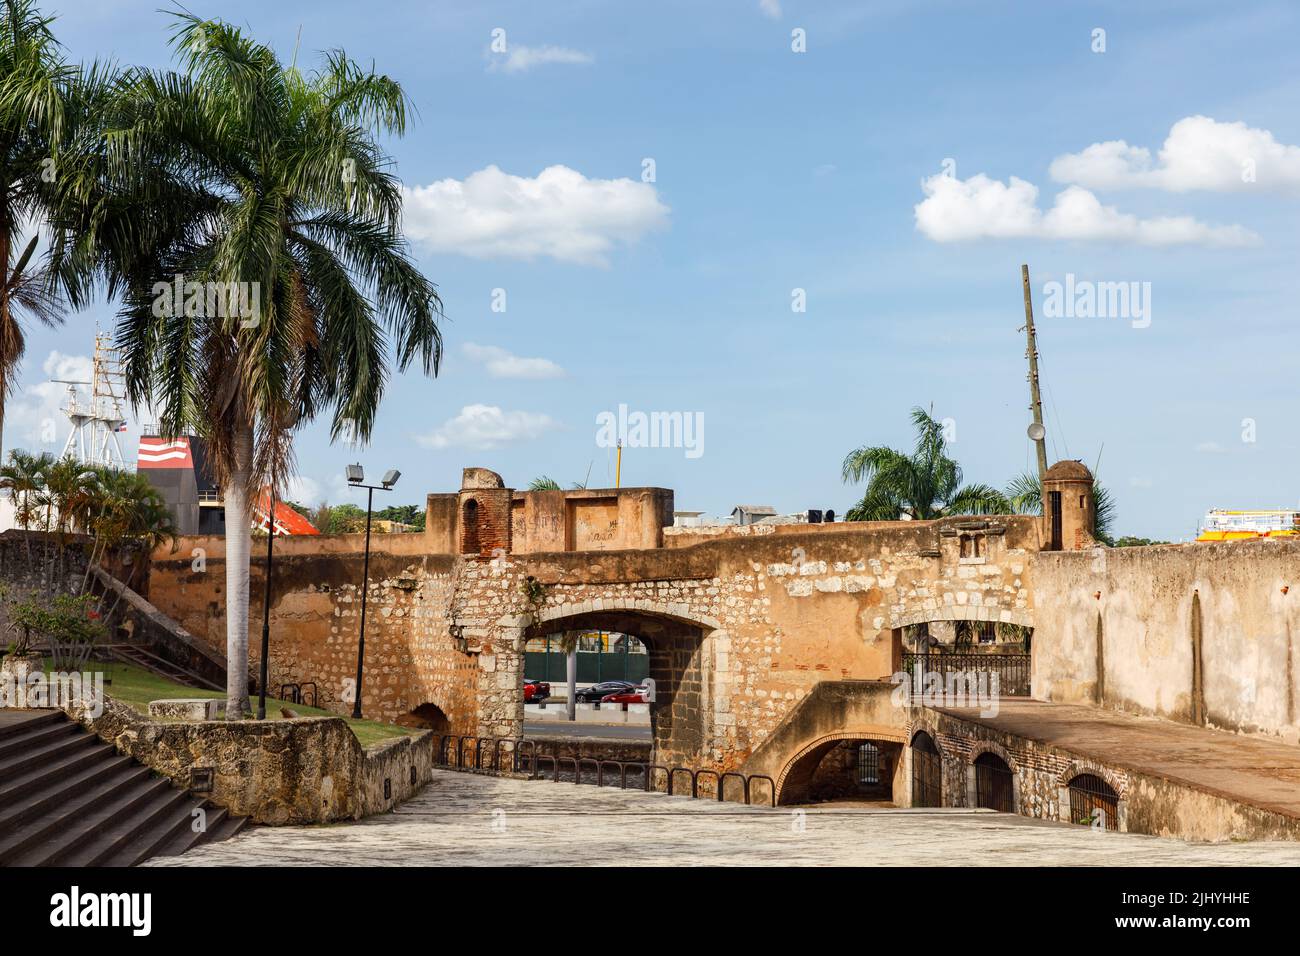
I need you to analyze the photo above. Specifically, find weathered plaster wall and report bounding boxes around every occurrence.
[1031,538,1300,742]
[148,540,474,732]
[147,516,1039,771]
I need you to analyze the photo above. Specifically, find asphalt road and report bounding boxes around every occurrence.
[524,722,651,740]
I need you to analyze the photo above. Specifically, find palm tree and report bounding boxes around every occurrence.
[0,447,48,569]
[102,15,442,718]
[0,0,80,458]
[528,475,588,491]
[1005,470,1116,546]
[841,406,1010,520]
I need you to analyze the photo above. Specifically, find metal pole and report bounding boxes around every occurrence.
[257,490,275,720]
[1021,264,1049,485]
[352,486,374,719]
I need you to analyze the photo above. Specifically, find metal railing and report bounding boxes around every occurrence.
[427,733,777,806]
[903,652,1031,698]
[278,682,318,708]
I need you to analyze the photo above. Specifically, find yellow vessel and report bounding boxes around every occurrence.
[1196,509,1300,542]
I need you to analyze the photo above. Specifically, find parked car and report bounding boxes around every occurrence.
[573,680,636,703]
[524,678,551,703]
[601,686,649,705]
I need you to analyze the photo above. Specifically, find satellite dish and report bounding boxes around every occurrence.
[1027,422,1046,441]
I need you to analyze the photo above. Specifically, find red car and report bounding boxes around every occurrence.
[524,678,551,703]
[600,687,649,705]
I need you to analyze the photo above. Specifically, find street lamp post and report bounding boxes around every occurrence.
[346,464,400,719]
[257,488,276,721]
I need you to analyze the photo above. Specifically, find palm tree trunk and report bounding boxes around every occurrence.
[566,637,577,722]
[224,422,255,719]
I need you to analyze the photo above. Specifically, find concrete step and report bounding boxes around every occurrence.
[0,752,140,844]
[0,710,249,867]
[0,717,81,761]
[0,727,99,779]
[0,736,120,806]
[0,710,64,742]
[7,775,174,866]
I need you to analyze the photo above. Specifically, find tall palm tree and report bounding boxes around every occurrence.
[0,447,49,569]
[102,15,442,718]
[841,406,1010,520]
[1005,470,1116,546]
[0,0,79,458]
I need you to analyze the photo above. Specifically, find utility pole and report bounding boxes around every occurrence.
[1021,264,1049,485]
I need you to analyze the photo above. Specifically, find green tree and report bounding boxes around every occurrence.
[101,14,443,718]
[841,406,1010,520]
[0,0,83,458]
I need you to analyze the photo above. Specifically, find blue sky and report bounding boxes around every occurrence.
[12,0,1300,540]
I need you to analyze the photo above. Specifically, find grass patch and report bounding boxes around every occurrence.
[45,659,414,748]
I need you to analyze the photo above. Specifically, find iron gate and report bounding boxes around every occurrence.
[974,753,1014,812]
[857,742,880,785]
[1067,773,1119,830]
[911,732,942,807]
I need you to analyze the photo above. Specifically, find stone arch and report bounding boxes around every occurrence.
[965,740,1020,812]
[775,727,908,805]
[532,596,721,632]
[965,739,1018,773]
[396,701,451,732]
[891,606,1034,631]
[515,601,722,767]
[1057,759,1126,798]
[1059,761,1127,832]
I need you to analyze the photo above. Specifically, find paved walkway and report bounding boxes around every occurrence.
[939,701,1300,820]
[150,770,1300,867]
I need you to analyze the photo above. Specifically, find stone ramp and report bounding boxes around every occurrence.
[149,768,1300,867]
[937,700,1300,829]
[0,710,247,867]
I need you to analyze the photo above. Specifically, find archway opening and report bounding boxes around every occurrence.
[973,752,1014,812]
[778,736,904,805]
[525,609,711,767]
[1067,773,1119,830]
[910,730,942,807]
[397,702,451,732]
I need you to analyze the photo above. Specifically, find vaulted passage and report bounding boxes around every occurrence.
[527,609,711,766]
[777,736,904,805]
[911,731,942,807]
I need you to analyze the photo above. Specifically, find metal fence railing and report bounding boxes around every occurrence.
[903,652,1030,698]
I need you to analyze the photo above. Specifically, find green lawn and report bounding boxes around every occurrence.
[46,659,415,748]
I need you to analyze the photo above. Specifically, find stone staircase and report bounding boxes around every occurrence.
[0,710,247,866]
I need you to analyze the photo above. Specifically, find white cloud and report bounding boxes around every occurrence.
[488,44,593,74]
[417,404,559,450]
[1049,116,1300,193]
[463,343,564,380]
[402,165,670,266]
[914,173,1258,246]
[284,475,324,505]
[759,0,783,19]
